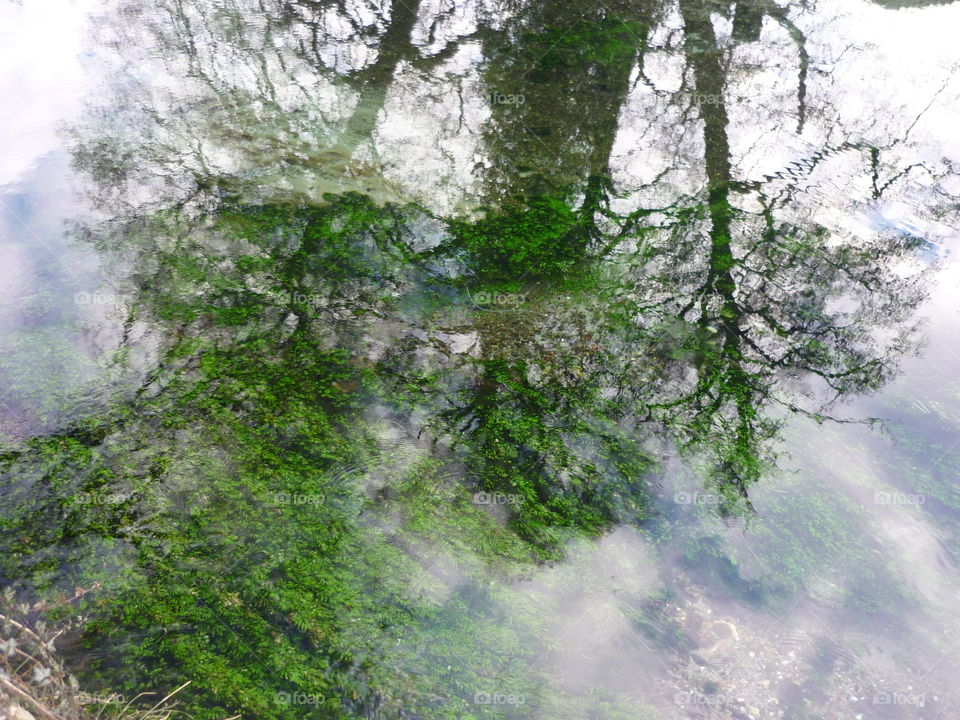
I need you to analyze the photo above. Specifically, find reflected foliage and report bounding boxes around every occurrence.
[1,0,954,717]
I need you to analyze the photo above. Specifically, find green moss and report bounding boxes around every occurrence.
[448,195,584,283]
[0,133,926,718]
[0,193,660,719]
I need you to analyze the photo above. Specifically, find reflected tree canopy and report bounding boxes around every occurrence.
[1,0,956,717]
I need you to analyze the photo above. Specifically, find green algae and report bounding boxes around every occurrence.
[0,154,934,718]
[0,193,662,718]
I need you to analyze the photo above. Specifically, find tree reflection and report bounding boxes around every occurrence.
[430,0,938,513]
[625,0,928,501]
[1,0,955,715]
[477,0,654,204]
[61,0,947,521]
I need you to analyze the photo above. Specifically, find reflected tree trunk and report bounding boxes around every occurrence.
[341,0,423,151]
[479,0,653,204]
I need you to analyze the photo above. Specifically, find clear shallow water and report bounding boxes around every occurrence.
[1,0,959,719]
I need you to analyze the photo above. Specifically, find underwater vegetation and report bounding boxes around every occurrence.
[2,0,957,717]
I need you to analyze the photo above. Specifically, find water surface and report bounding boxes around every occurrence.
[1,0,959,718]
